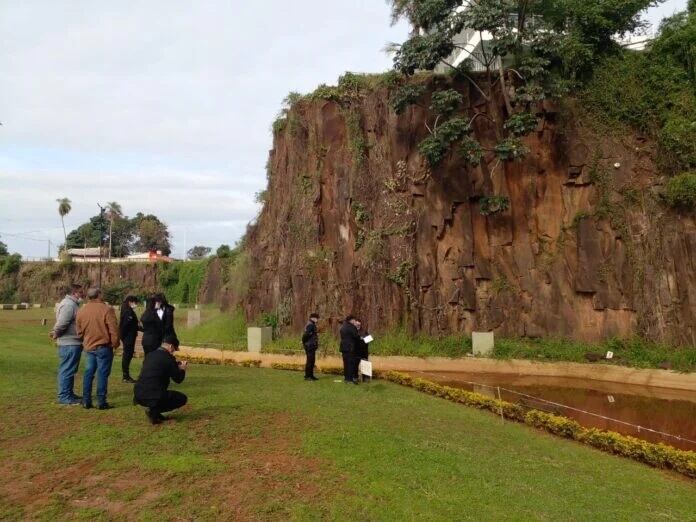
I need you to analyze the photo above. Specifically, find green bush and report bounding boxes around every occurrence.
[479,195,510,216]
[0,254,22,276]
[581,8,696,182]
[658,117,696,173]
[663,172,696,209]
[582,53,689,133]
[158,260,208,304]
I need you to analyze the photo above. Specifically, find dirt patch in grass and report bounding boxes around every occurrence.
[0,406,343,521]
[169,411,343,520]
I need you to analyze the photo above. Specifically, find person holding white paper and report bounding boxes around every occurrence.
[339,315,362,384]
[356,320,371,382]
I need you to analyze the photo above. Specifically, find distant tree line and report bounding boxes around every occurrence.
[65,210,172,256]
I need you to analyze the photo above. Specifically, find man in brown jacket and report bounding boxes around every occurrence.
[76,287,120,409]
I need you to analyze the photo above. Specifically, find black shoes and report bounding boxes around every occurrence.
[146,409,163,425]
[304,376,318,381]
[122,376,136,383]
[83,401,113,410]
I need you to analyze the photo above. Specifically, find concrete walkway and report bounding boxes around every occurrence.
[177,346,696,392]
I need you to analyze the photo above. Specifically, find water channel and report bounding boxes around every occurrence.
[410,371,696,451]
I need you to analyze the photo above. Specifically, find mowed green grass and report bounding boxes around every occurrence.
[0,310,694,521]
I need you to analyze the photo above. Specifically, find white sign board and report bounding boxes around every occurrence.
[363,335,374,344]
[472,332,495,356]
[606,351,614,360]
[359,360,373,377]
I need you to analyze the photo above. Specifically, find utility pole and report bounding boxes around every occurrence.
[97,203,106,289]
[183,227,188,262]
[47,239,51,260]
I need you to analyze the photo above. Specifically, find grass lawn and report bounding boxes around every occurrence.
[1,310,694,521]
[176,308,246,350]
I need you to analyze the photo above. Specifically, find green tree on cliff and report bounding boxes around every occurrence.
[131,213,172,255]
[56,197,72,249]
[105,201,123,261]
[0,237,8,257]
[187,245,212,260]
[387,0,659,212]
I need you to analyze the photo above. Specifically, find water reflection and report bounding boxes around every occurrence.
[412,371,696,451]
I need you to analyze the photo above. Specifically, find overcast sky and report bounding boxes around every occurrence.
[0,0,688,258]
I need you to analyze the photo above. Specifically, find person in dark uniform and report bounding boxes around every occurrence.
[355,319,370,382]
[119,295,142,383]
[301,313,320,381]
[134,335,188,425]
[339,315,361,384]
[156,294,179,347]
[140,295,165,355]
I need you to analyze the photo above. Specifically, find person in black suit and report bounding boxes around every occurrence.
[355,319,370,382]
[301,313,320,381]
[339,315,362,384]
[134,335,187,425]
[156,293,179,347]
[119,295,142,383]
[140,295,165,355]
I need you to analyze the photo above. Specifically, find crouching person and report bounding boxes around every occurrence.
[134,335,188,425]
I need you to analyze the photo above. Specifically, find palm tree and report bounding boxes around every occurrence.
[106,201,123,260]
[56,197,72,255]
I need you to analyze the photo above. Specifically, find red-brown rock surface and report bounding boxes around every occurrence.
[244,81,696,345]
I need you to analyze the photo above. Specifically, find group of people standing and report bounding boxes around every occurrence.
[302,313,370,384]
[52,284,188,424]
[53,284,373,422]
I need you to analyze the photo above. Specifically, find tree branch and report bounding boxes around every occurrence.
[439,60,490,101]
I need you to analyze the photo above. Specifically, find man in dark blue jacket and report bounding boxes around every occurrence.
[134,335,187,425]
[302,313,320,381]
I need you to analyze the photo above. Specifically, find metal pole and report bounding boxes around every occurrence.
[97,204,105,288]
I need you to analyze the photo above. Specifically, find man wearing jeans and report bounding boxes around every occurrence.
[76,288,120,410]
[51,283,85,405]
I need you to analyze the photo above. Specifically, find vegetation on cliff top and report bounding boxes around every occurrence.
[270,1,695,214]
[582,0,696,196]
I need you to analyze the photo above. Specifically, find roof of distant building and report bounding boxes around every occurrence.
[66,247,104,257]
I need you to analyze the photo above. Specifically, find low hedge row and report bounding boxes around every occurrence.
[176,355,261,368]
[270,362,347,376]
[384,371,696,479]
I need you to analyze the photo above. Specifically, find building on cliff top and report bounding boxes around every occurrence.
[427,6,654,73]
[64,248,173,263]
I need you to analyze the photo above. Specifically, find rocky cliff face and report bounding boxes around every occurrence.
[246,79,696,345]
[5,262,159,304]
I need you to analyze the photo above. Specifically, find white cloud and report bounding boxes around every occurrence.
[0,0,409,257]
